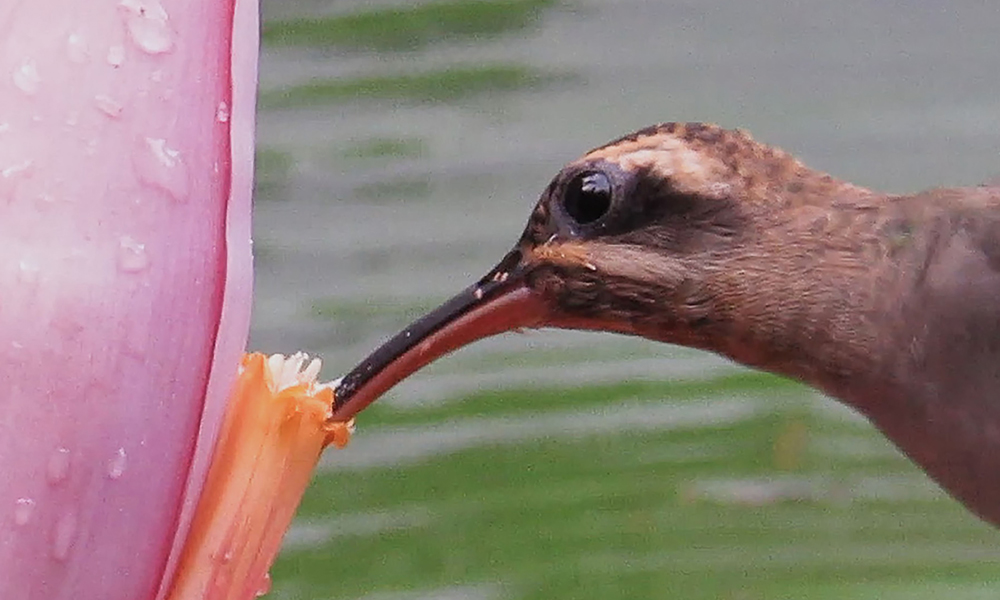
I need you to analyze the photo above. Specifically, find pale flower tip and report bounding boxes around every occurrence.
[165,352,351,600]
[302,357,322,384]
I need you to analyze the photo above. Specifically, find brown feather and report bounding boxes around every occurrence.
[518,123,1000,525]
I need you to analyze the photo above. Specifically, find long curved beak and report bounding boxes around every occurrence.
[330,249,551,421]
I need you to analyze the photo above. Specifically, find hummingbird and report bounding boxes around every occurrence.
[331,122,1000,527]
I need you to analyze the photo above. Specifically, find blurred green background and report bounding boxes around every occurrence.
[251,1,1000,598]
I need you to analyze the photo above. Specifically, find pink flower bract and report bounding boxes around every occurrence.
[0,0,258,598]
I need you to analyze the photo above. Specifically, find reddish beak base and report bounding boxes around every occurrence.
[330,281,551,421]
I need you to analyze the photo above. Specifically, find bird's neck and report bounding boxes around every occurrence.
[684,200,893,400]
[691,191,1000,527]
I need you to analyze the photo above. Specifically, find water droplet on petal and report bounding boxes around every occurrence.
[134,137,189,202]
[13,60,40,95]
[67,33,89,64]
[14,498,35,526]
[119,0,174,55]
[52,511,78,561]
[94,95,123,118]
[255,573,272,597]
[215,101,230,123]
[117,236,149,273]
[107,447,127,479]
[47,447,71,485]
[17,259,39,285]
[2,160,33,180]
[106,45,125,67]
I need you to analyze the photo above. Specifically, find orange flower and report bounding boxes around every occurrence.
[166,353,351,600]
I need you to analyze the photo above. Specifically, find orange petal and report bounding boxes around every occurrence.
[165,353,352,600]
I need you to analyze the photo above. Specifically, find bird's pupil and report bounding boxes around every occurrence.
[564,171,612,225]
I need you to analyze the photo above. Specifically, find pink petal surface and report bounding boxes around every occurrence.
[156,0,257,596]
[0,1,254,598]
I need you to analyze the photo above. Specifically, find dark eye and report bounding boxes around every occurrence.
[563,171,613,225]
